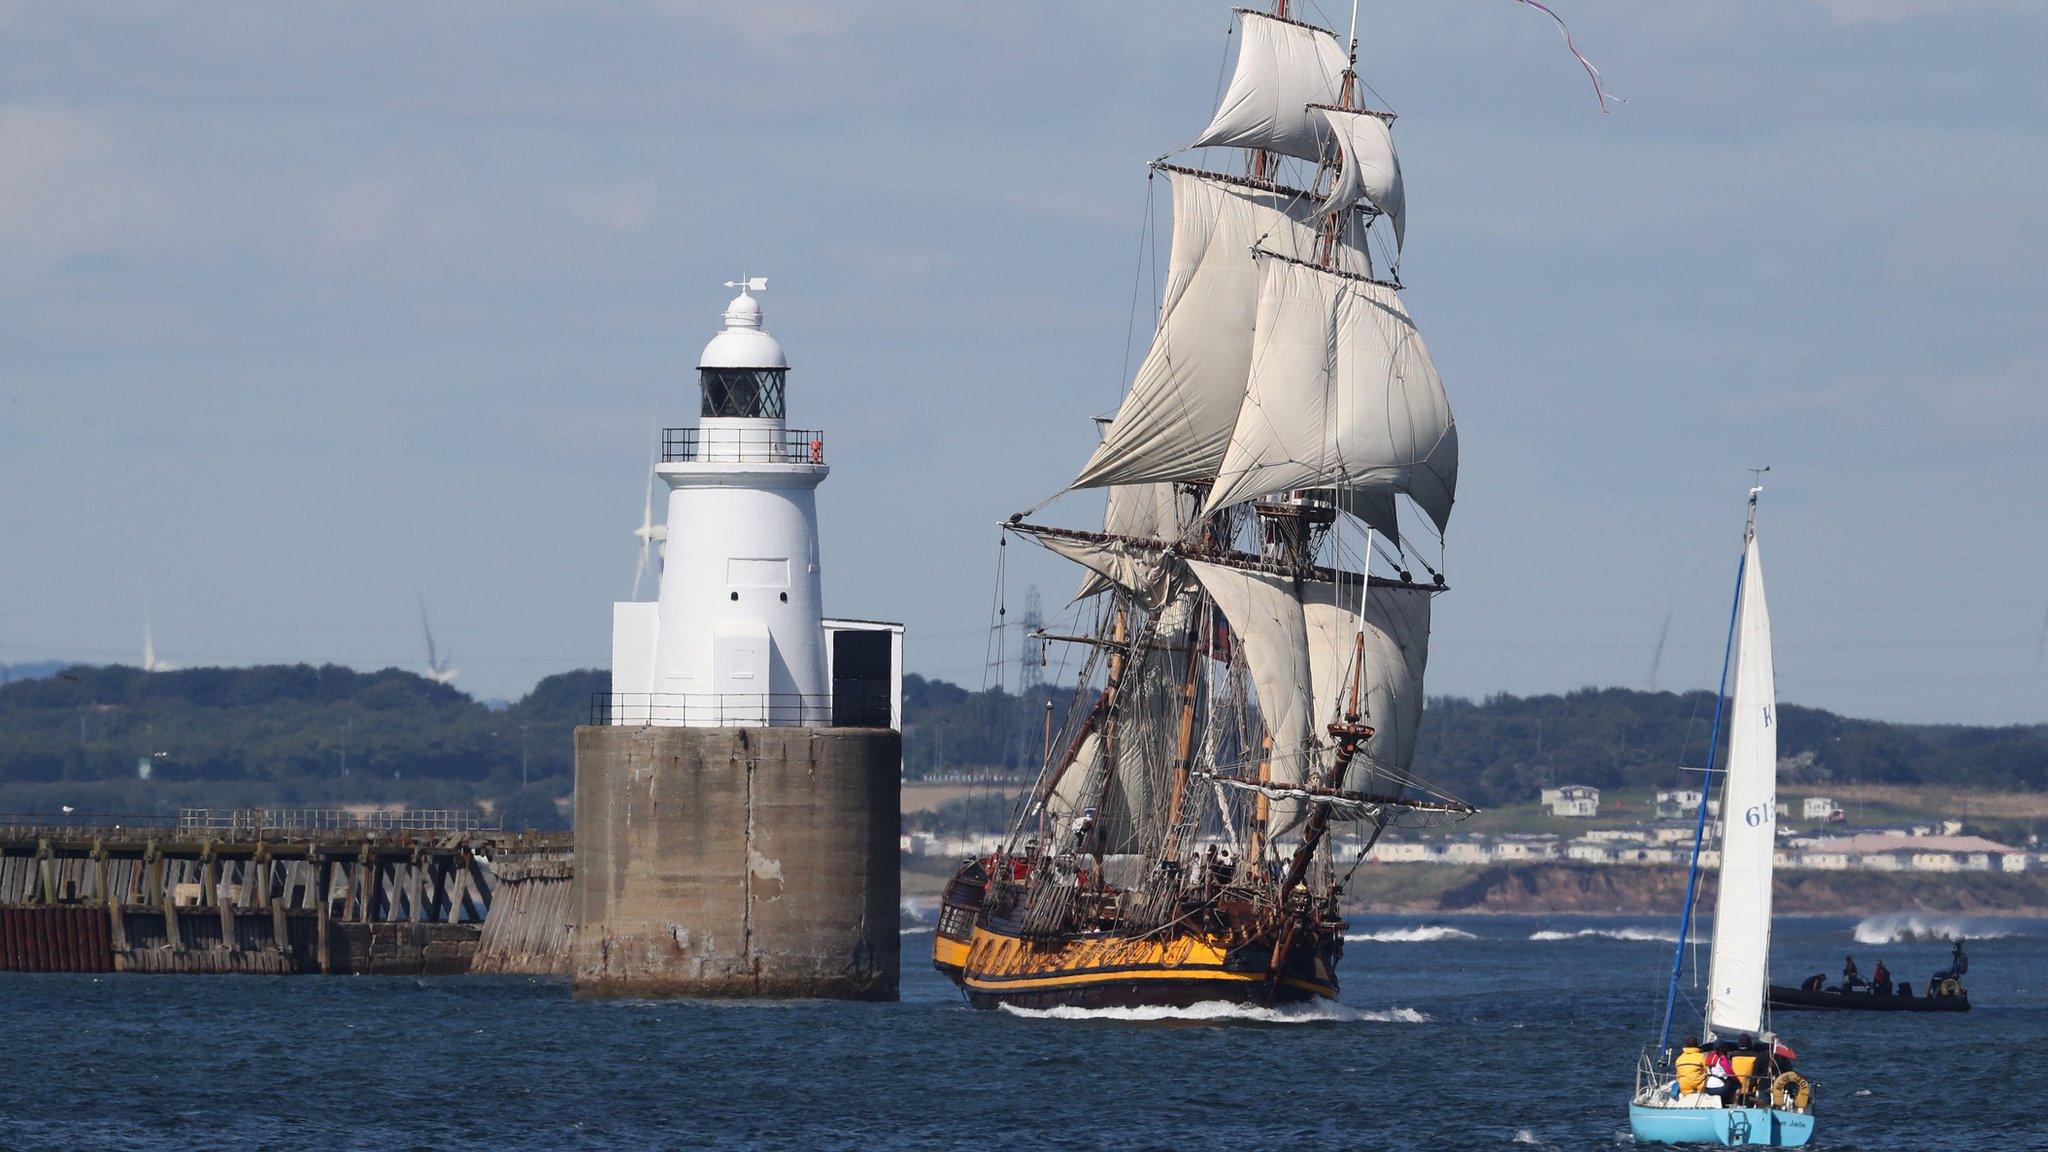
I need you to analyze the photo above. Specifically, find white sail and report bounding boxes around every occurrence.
[1704,527,1777,1038]
[1074,170,1376,490]
[1189,10,1351,162]
[1046,732,1139,852]
[1301,576,1433,786]
[1186,559,1314,798]
[1334,488,1401,548]
[1023,527,1175,609]
[1352,582,1433,781]
[1314,106,1406,251]
[1202,255,1457,529]
[1078,417,1188,599]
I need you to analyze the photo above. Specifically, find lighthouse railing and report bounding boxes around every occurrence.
[662,427,824,465]
[590,691,886,729]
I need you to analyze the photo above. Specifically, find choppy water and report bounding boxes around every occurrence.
[1,914,2041,1150]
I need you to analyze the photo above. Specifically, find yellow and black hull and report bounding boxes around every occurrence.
[938,922,1339,1011]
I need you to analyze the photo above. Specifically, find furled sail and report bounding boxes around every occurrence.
[1313,106,1406,251]
[1189,10,1352,161]
[1703,528,1777,1038]
[1074,170,1376,491]
[1186,559,1314,829]
[1203,254,1457,528]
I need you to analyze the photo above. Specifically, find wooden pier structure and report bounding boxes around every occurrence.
[0,810,573,975]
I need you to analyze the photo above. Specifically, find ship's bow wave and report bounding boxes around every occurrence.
[997,1000,1428,1025]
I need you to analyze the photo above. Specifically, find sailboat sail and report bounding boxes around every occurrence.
[1704,529,1777,1037]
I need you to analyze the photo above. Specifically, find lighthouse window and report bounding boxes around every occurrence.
[700,368,787,419]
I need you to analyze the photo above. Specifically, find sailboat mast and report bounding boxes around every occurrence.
[1653,503,1751,1055]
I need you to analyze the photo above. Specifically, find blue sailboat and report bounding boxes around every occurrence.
[1629,487,1816,1148]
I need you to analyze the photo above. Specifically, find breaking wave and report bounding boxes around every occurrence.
[899,926,934,936]
[998,1001,1428,1025]
[1529,927,1679,943]
[1852,915,2022,946]
[1345,925,1479,943]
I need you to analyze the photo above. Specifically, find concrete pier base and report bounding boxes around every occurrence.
[570,724,900,1000]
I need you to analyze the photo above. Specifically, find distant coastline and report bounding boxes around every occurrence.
[1343,862,2048,918]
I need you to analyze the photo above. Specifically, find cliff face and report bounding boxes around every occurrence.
[1348,863,2048,917]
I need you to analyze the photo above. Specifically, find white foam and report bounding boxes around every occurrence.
[1529,927,1679,943]
[899,926,934,936]
[998,1000,1429,1025]
[1345,925,1479,943]
[1851,914,2019,946]
[1512,1129,1542,1146]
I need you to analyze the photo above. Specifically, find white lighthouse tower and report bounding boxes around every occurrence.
[610,277,831,726]
[578,275,904,1000]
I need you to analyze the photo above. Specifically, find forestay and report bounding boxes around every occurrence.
[1203,255,1457,529]
[1704,530,1777,1038]
[1189,10,1351,161]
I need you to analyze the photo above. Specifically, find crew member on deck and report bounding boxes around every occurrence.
[1729,1034,1762,1104]
[1841,954,1863,991]
[1704,1045,1735,1107]
[1675,1037,1708,1099]
[1872,958,1892,995]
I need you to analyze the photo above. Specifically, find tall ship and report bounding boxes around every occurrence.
[934,1,1474,1011]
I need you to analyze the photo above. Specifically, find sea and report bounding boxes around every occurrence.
[1,912,2041,1151]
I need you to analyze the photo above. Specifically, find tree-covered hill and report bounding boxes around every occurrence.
[0,664,606,827]
[2,666,2042,823]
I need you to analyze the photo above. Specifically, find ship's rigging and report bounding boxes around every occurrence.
[939,0,1477,1009]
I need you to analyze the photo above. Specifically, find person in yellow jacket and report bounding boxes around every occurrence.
[1675,1036,1708,1097]
[1729,1033,1764,1105]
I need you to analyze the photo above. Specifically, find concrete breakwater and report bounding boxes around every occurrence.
[0,817,573,975]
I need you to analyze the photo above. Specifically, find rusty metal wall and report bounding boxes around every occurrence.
[0,907,113,973]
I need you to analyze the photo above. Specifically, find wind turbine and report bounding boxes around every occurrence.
[1646,612,1672,692]
[142,599,175,673]
[631,438,667,600]
[417,594,459,685]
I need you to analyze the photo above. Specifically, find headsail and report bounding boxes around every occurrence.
[1202,254,1457,528]
[1189,10,1352,162]
[1703,525,1777,1037]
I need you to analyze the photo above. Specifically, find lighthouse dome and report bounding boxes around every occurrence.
[698,289,787,370]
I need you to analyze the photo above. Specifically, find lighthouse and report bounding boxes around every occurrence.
[573,277,903,1001]
[625,278,831,725]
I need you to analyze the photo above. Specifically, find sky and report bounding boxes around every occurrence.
[2,0,2045,724]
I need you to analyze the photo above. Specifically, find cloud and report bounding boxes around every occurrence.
[0,106,173,290]
[1808,0,2023,24]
